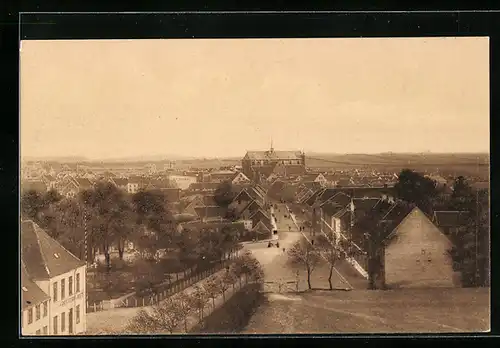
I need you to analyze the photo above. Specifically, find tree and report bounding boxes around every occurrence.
[214,181,236,207]
[394,169,437,214]
[446,179,489,287]
[189,285,209,320]
[52,197,86,260]
[316,234,343,290]
[21,190,46,221]
[203,275,222,308]
[216,271,233,301]
[127,296,184,334]
[175,291,194,332]
[126,309,158,334]
[44,188,63,206]
[79,182,133,271]
[288,238,321,290]
[132,189,175,253]
[176,228,203,275]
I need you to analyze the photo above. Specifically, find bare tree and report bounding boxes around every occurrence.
[126,309,157,334]
[203,275,222,309]
[189,285,209,321]
[238,250,264,285]
[126,296,184,334]
[216,271,233,301]
[173,291,194,333]
[288,238,321,290]
[316,234,342,290]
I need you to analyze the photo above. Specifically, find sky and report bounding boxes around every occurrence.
[20,37,490,159]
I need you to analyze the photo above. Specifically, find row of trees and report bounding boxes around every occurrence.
[21,182,176,270]
[126,250,264,334]
[21,181,244,277]
[288,234,346,290]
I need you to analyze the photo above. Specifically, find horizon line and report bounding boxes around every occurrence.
[21,150,490,162]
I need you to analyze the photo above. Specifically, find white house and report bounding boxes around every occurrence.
[21,220,87,336]
[21,265,50,336]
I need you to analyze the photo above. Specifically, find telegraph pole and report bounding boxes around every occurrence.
[84,208,88,265]
[475,155,479,286]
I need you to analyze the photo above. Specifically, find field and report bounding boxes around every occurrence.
[243,288,490,334]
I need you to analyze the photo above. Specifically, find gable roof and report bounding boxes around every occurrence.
[21,220,85,280]
[181,194,204,204]
[42,174,56,182]
[194,206,227,220]
[21,180,47,193]
[320,186,395,199]
[252,220,271,234]
[233,188,254,203]
[74,177,93,189]
[232,172,251,183]
[188,182,220,191]
[382,206,444,246]
[250,208,270,220]
[21,262,50,310]
[112,177,129,186]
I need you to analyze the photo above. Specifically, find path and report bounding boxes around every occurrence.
[245,202,350,291]
[86,263,234,334]
[286,203,369,289]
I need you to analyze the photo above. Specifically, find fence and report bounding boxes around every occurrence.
[263,280,300,294]
[86,259,229,313]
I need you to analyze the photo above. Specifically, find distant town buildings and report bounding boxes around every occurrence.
[242,144,306,181]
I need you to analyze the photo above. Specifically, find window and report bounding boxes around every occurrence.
[76,273,80,293]
[28,308,33,324]
[35,304,40,321]
[61,279,65,300]
[43,301,48,317]
[69,308,73,334]
[76,305,80,324]
[61,312,66,332]
[36,329,41,335]
[53,282,58,302]
[43,326,48,335]
[68,276,73,296]
[53,316,58,335]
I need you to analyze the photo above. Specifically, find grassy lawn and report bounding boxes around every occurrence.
[244,287,490,334]
[87,253,195,303]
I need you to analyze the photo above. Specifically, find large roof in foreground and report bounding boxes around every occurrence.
[21,220,85,280]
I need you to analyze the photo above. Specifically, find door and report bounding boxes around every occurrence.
[68,308,73,334]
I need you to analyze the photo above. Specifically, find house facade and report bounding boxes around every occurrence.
[21,220,87,336]
[242,146,306,180]
[382,207,458,289]
[21,267,50,336]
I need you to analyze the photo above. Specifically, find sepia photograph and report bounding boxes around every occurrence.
[20,37,490,336]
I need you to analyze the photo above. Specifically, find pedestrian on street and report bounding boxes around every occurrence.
[282,248,286,253]
[288,226,291,231]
